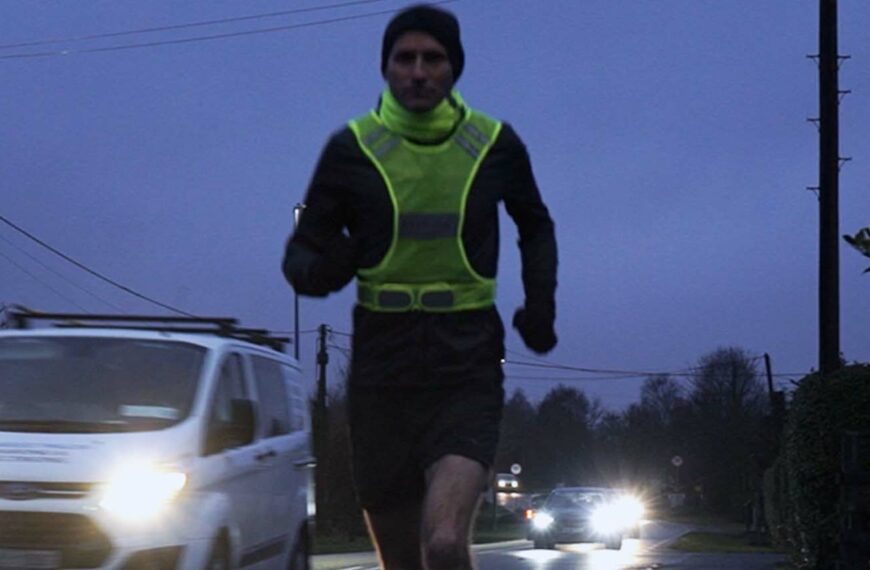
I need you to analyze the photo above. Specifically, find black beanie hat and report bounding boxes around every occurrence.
[381,4,464,81]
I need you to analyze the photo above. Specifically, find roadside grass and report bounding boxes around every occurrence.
[660,508,789,555]
[669,531,786,554]
[657,509,743,531]
[472,521,527,544]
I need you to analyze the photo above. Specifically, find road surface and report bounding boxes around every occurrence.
[313,520,788,570]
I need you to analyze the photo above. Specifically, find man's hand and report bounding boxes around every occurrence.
[312,233,359,292]
[512,303,557,354]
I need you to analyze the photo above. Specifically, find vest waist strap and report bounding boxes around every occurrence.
[357,281,495,313]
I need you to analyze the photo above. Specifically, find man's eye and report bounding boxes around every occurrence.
[423,52,447,63]
[394,53,416,64]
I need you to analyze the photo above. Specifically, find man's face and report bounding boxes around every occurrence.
[385,31,454,113]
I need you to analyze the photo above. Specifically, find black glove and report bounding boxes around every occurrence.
[513,303,557,354]
[310,233,359,292]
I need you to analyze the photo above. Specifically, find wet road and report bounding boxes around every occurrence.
[313,520,788,570]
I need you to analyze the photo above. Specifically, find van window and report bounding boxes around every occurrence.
[283,365,307,432]
[251,356,291,437]
[0,337,203,433]
[204,353,251,454]
[209,353,248,424]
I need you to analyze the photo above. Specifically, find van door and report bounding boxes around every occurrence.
[200,352,265,561]
[282,363,315,559]
[249,356,310,565]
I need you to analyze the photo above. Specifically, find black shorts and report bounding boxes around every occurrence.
[347,373,505,512]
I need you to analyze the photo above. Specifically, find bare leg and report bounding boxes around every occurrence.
[364,501,424,570]
[421,455,489,570]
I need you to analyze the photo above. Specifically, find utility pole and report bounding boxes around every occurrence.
[764,352,785,426]
[817,0,842,376]
[314,323,330,530]
[764,353,775,406]
[316,323,330,431]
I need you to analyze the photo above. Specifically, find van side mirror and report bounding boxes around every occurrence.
[205,398,256,455]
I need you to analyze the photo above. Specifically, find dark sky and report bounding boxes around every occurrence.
[3,1,869,410]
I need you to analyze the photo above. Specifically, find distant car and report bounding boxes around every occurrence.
[0,309,314,570]
[528,486,645,550]
[495,472,520,491]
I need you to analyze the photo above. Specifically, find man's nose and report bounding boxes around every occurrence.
[411,56,427,78]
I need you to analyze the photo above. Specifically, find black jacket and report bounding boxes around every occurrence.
[283,121,557,387]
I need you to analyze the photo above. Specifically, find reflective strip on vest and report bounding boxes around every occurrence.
[453,133,480,159]
[357,281,496,313]
[398,213,459,240]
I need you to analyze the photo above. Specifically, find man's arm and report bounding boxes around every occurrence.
[282,132,358,297]
[500,125,558,353]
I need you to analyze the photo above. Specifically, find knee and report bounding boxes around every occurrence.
[423,531,470,570]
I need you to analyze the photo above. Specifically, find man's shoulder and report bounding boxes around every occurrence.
[325,124,356,145]
[484,119,525,154]
[320,124,360,156]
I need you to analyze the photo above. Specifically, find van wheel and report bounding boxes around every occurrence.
[288,525,310,570]
[206,536,230,570]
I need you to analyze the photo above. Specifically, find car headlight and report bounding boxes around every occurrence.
[532,511,554,531]
[614,495,645,524]
[99,461,187,522]
[591,496,645,535]
[590,504,622,535]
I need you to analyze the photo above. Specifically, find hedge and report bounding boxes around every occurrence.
[784,363,870,568]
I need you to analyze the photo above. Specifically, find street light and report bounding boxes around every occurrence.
[292,203,306,361]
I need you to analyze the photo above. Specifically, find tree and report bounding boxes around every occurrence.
[526,385,596,488]
[843,227,870,274]
[640,374,684,428]
[315,379,366,538]
[687,346,767,514]
[494,389,536,476]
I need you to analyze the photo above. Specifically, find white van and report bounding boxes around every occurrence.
[0,309,314,569]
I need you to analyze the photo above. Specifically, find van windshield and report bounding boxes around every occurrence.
[0,337,205,433]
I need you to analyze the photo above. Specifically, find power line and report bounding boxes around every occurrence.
[271,328,319,337]
[280,326,809,380]
[0,0,392,50]
[0,1,457,60]
[504,358,687,377]
[505,374,652,382]
[328,329,353,338]
[504,358,808,380]
[327,343,351,358]
[0,249,88,311]
[0,215,193,316]
[0,232,125,312]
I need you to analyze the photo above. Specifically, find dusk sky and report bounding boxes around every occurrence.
[3,0,868,410]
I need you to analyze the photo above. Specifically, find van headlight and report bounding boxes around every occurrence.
[99,461,187,522]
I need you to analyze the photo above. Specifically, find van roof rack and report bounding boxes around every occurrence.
[8,306,290,353]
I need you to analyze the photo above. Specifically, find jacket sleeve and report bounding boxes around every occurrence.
[500,124,558,311]
[282,130,356,297]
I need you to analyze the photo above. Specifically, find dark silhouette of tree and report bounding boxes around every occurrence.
[316,382,366,537]
[526,385,597,488]
[494,389,536,476]
[686,346,766,515]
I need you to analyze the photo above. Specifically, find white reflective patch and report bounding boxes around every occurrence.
[119,405,179,420]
